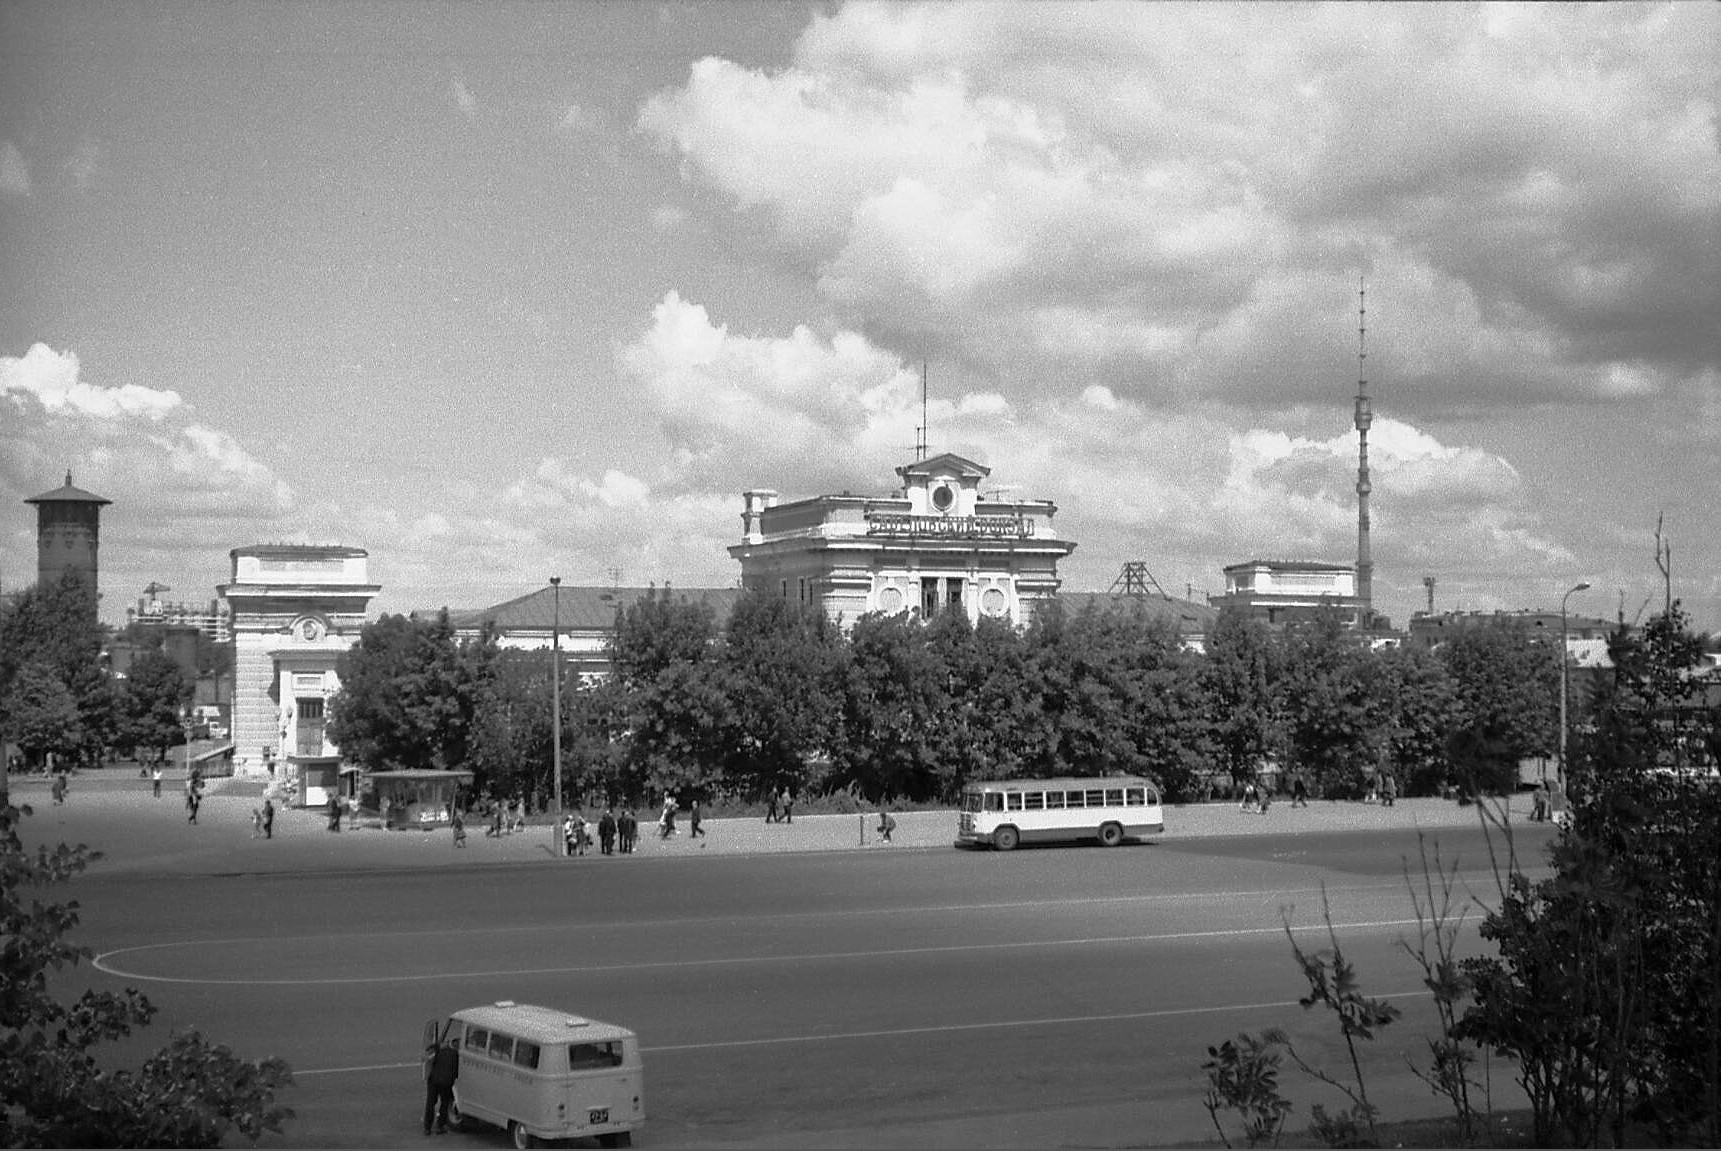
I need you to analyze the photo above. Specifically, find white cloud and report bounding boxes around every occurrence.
[1,344,182,420]
[0,141,29,197]
[638,2,1719,414]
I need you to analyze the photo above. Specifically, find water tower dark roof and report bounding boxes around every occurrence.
[25,471,111,506]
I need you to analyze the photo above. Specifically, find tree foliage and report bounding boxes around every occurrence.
[0,801,293,1147]
[326,611,500,776]
[116,650,193,765]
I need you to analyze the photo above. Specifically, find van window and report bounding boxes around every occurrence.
[1005,792,1022,811]
[488,1032,514,1061]
[983,793,1004,812]
[1024,792,1044,810]
[1105,788,1124,806]
[1044,790,1065,809]
[513,1041,541,1070]
[1126,787,1145,806]
[465,1027,489,1053]
[569,1041,624,1069]
[1085,789,1105,807]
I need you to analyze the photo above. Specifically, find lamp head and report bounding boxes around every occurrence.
[1574,581,1591,592]
[550,576,561,587]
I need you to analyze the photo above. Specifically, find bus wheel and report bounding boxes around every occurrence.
[1098,822,1124,848]
[994,825,1020,851]
[510,1121,537,1149]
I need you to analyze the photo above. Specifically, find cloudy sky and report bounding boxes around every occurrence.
[2,1,1716,631]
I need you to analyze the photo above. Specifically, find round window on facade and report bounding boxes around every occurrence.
[877,586,905,612]
[931,483,954,512]
[981,587,1008,617]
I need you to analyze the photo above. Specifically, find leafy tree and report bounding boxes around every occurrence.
[607,588,730,801]
[1201,608,1284,788]
[1277,612,1376,798]
[116,649,193,765]
[1,575,107,780]
[1369,643,1458,796]
[327,612,499,774]
[1438,621,1558,795]
[4,663,83,771]
[0,801,293,1146]
[717,590,844,799]
[1460,603,1721,1147]
[833,611,946,801]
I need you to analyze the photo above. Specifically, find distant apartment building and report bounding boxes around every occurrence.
[1210,559,1362,626]
[126,586,232,642]
[1406,609,1615,650]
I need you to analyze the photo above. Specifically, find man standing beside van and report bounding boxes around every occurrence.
[423,1034,460,1135]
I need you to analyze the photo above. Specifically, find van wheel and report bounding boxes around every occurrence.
[993,825,1020,851]
[509,1121,536,1149]
[1098,822,1124,847]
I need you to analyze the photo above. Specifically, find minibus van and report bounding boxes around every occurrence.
[423,1001,644,1148]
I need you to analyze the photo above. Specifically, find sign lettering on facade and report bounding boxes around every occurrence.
[864,513,1035,539]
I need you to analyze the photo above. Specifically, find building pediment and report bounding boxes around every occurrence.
[894,452,991,483]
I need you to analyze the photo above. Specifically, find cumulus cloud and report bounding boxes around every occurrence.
[2,344,182,420]
[638,2,1720,415]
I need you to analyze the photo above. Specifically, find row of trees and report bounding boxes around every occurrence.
[0,574,197,774]
[326,587,1569,807]
[1203,599,1721,1149]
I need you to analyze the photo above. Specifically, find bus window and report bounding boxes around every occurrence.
[1126,787,1145,806]
[1024,792,1044,810]
[1045,790,1065,809]
[1006,792,1022,811]
[1085,789,1105,807]
[984,793,1004,812]
[1105,788,1124,806]
[466,1027,489,1053]
[513,1041,540,1070]
[488,1032,514,1061]
[570,1041,623,1069]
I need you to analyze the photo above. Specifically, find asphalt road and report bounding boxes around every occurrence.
[23,778,1553,1149]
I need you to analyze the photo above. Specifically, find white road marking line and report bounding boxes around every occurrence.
[293,990,1437,1077]
[93,917,1426,985]
[84,879,1432,959]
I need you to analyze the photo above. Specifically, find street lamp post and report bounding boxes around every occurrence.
[1559,581,1592,788]
[551,576,563,856]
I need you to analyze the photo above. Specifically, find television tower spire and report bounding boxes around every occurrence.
[1354,277,1373,627]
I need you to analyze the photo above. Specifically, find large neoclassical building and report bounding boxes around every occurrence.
[727,452,1077,628]
[219,545,378,798]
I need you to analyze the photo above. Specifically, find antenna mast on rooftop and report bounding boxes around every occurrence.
[1354,277,1374,628]
[915,362,929,461]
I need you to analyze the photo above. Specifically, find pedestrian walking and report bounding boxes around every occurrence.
[1239,780,1258,813]
[1381,771,1398,807]
[51,773,66,805]
[1531,780,1550,822]
[659,794,677,839]
[451,806,466,848]
[780,787,794,824]
[599,808,616,855]
[1290,772,1308,807]
[563,813,577,857]
[764,791,780,823]
[619,808,637,854]
[251,807,263,838]
[327,793,343,833]
[487,801,504,838]
[877,810,896,843]
[511,794,527,834]
[423,1034,461,1135]
[689,799,704,839]
[152,765,163,798]
[262,797,275,839]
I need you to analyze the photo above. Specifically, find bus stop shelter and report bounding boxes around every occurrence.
[367,769,474,829]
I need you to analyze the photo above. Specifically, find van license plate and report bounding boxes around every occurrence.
[589,1108,609,1125]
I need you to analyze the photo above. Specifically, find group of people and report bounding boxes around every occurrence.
[762,787,795,824]
[249,798,276,839]
[1364,770,1399,806]
[557,807,642,855]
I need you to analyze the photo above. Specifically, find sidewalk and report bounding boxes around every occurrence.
[6,772,1529,878]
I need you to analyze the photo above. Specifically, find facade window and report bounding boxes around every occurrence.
[295,697,326,756]
[946,577,964,612]
[921,580,937,617]
[798,577,807,603]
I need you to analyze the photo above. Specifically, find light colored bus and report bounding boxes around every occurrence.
[955,776,1165,851]
[423,1001,643,1148]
